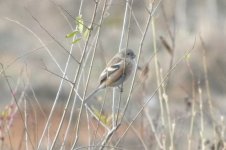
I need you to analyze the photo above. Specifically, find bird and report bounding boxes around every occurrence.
[84,49,136,103]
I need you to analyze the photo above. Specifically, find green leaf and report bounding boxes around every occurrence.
[66,30,79,38]
[76,15,84,33]
[72,38,81,44]
[83,29,90,40]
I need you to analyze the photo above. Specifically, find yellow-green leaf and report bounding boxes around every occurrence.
[76,15,84,33]
[83,29,90,40]
[66,30,79,38]
[92,107,108,125]
[72,38,81,44]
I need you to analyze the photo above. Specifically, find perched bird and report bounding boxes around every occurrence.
[84,49,136,102]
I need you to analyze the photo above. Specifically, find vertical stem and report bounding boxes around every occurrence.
[201,37,216,147]
[198,86,205,150]
[152,18,165,125]
[186,58,196,150]
[115,0,134,127]
[115,0,163,145]
[72,0,107,148]
[24,99,28,150]
[113,0,132,129]
[112,88,116,127]
[118,0,130,50]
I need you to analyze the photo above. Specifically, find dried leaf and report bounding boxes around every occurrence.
[160,36,173,55]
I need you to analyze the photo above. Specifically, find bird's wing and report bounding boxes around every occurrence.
[99,61,122,84]
[100,59,125,86]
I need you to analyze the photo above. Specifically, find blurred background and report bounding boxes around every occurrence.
[0,0,226,149]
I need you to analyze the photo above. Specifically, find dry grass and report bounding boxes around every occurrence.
[0,0,226,149]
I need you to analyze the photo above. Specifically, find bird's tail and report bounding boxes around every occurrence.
[84,87,101,103]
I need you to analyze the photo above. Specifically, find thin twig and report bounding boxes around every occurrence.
[3,18,68,82]
[99,126,119,150]
[200,36,217,145]
[115,37,196,146]
[144,107,163,149]
[116,0,134,127]
[92,89,109,146]
[25,7,80,64]
[69,1,99,148]
[49,0,99,148]
[60,32,99,149]
[72,0,108,147]
[0,64,35,150]
[186,52,197,150]
[115,1,162,146]
[152,17,165,125]
[85,104,110,131]
[0,46,44,75]
[198,85,205,150]
[125,118,149,150]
